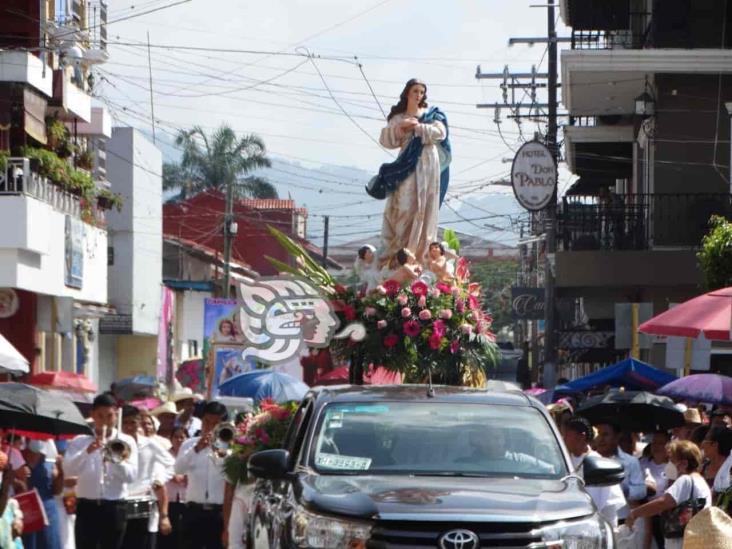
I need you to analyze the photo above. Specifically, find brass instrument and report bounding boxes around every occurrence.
[103,437,131,464]
[211,422,236,458]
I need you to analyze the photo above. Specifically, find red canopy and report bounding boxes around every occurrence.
[26,371,97,393]
[638,287,732,341]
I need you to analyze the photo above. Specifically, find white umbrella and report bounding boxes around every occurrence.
[0,334,29,375]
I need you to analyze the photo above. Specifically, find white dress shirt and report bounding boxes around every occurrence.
[65,429,139,500]
[713,453,732,493]
[176,416,202,438]
[571,450,627,527]
[174,437,226,505]
[129,436,175,533]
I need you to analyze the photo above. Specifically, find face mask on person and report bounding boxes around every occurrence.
[664,461,678,481]
[27,439,45,454]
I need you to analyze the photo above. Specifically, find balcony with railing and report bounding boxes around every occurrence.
[558,193,732,251]
[0,157,105,225]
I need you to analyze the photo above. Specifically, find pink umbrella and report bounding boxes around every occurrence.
[524,387,547,396]
[639,287,732,341]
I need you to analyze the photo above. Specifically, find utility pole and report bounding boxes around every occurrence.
[475,0,563,388]
[147,31,156,144]
[322,216,330,268]
[543,0,559,389]
[222,180,235,298]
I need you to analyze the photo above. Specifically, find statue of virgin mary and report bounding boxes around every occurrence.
[366,78,451,270]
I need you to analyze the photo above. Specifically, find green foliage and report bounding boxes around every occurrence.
[442,228,460,254]
[469,260,518,333]
[698,215,732,290]
[0,150,8,172]
[46,117,67,144]
[266,225,337,290]
[96,188,124,212]
[163,125,276,200]
[77,149,94,170]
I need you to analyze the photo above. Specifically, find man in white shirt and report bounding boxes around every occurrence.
[563,416,626,527]
[594,421,647,521]
[121,405,175,549]
[65,393,139,549]
[175,401,228,549]
[172,388,202,438]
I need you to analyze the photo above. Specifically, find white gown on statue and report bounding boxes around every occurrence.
[378,111,447,269]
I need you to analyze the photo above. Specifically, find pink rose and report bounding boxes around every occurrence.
[376,285,387,295]
[431,288,442,298]
[428,333,442,350]
[397,294,408,306]
[364,306,377,317]
[383,279,401,297]
[432,319,446,338]
[460,324,473,335]
[450,339,460,354]
[377,320,387,330]
[417,295,427,308]
[410,280,429,297]
[418,309,432,321]
[456,298,465,313]
[439,309,453,320]
[451,287,461,297]
[436,282,453,294]
[401,307,412,318]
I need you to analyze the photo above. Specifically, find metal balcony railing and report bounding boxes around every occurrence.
[0,157,105,224]
[558,193,732,251]
[570,12,653,50]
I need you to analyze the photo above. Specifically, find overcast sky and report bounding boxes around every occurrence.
[102,1,571,244]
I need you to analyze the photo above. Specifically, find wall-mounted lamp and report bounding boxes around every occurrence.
[634,91,655,118]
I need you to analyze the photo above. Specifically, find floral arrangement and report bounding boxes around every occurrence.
[222,398,299,485]
[266,226,500,386]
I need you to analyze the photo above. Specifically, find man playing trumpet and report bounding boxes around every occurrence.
[65,393,139,549]
[175,401,229,549]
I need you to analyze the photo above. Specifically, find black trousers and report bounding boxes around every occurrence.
[158,501,185,549]
[181,503,224,549]
[75,499,127,549]
[122,516,156,549]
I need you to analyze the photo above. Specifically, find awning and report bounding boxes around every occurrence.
[26,370,97,393]
[555,358,677,395]
[23,87,47,145]
[0,334,30,375]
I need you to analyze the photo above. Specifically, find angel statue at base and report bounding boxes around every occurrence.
[353,244,380,291]
[366,78,451,271]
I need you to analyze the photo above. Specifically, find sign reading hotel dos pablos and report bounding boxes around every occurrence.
[511,141,557,211]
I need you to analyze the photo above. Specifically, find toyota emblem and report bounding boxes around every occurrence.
[439,529,479,549]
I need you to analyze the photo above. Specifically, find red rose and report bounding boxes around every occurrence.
[432,319,446,338]
[383,279,401,297]
[403,320,421,337]
[343,304,356,321]
[383,334,400,348]
[410,280,429,297]
[450,339,460,354]
[428,333,442,350]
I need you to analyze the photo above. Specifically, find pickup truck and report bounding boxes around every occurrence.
[247,384,623,549]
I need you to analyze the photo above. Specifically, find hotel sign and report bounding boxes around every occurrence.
[511,141,557,211]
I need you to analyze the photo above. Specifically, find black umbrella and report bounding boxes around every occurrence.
[0,383,92,437]
[577,389,684,432]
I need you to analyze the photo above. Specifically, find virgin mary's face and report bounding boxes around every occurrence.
[363,249,374,263]
[407,84,426,109]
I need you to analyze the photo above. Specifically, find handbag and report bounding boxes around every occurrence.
[661,475,707,538]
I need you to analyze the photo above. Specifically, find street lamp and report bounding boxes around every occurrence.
[634,91,655,118]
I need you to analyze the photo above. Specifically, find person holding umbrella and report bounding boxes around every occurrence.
[594,422,648,522]
[65,394,139,549]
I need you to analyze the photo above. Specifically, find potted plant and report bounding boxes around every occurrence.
[56,139,76,159]
[46,118,67,150]
[96,188,124,212]
[77,149,94,170]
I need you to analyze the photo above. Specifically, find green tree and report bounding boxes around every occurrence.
[698,215,732,290]
[469,259,518,332]
[163,125,276,199]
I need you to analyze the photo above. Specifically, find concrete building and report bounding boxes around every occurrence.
[556,0,732,376]
[98,128,162,389]
[0,0,111,389]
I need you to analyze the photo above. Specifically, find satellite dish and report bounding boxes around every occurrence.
[64,45,83,60]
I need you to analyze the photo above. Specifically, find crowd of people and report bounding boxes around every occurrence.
[551,401,732,549]
[0,387,242,549]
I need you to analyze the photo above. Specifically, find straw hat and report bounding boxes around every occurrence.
[150,401,181,417]
[170,386,195,403]
[683,507,732,549]
[684,408,702,425]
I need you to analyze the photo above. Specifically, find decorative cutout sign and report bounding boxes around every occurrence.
[0,289,19,318]
[511,141,557,211]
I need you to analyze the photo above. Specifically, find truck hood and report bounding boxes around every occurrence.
[296,474,594,523]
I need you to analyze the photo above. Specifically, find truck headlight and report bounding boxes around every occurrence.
[533,514,614,549]
[292,506,372,549]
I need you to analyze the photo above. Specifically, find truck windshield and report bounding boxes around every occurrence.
[309,402,566,478]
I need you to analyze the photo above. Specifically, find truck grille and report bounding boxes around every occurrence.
[367,520,545,548]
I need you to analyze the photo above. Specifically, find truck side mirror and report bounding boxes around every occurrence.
[248,449,291,480]
[582,455,625,487]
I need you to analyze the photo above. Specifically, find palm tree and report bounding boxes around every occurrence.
[163,125,276,199]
